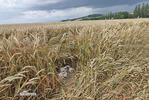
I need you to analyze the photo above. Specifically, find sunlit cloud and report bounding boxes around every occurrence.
[21,7,93,21]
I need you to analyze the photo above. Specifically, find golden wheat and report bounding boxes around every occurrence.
[0,19,149,100]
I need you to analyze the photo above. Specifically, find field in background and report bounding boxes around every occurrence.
[0,19,149,100]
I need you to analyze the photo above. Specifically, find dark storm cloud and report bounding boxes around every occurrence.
[33,0,145,10]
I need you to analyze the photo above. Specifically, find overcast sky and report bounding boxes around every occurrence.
[0,0,149,24]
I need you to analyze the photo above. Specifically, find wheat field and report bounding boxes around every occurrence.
[0,19,149,100]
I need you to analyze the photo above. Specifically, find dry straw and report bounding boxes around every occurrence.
[0,19,149,100]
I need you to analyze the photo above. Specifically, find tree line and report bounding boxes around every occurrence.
[104,3,149,19]
[134,3,149,18]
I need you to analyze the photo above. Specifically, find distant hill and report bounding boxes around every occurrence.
[61,14,104,22]
[61,12,134,22]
